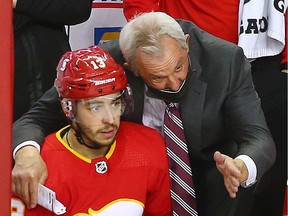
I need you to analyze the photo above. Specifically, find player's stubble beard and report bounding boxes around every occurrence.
[74,122,119,150]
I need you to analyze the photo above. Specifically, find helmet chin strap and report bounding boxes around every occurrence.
[72,123,102,150]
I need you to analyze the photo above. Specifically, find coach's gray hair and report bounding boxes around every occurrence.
[119,12,187,75]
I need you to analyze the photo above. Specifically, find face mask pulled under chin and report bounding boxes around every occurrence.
[146,69,193,103]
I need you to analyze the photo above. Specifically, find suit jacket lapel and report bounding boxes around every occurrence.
[181,52,207,157]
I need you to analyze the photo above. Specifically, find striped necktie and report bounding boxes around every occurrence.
[163,102,198,216]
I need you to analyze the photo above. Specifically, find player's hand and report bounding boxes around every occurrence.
[213,151,247,198]
[12,146,47,209]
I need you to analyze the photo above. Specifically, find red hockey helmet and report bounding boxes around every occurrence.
[55,45,132,120]
[55,45,127,99]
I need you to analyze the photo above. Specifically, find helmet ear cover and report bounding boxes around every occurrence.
[121,84,134,115]
[61,98,77,121]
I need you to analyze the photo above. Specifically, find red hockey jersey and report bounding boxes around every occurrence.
[12,121,172,215]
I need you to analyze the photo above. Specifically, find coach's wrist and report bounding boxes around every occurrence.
[13,142,40,160]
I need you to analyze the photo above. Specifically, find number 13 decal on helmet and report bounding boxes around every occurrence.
[89,56,106,69]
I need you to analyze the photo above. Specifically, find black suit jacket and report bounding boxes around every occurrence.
[13,19,276,216]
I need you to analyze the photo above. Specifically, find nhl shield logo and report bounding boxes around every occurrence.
[95,161,108,174]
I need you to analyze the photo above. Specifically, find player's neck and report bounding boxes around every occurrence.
[65,129,110,159]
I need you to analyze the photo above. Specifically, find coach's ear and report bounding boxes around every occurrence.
[185,34,190,53]
[123,62,140,77]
